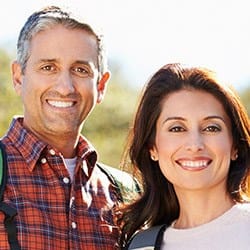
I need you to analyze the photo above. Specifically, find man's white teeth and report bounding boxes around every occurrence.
[179,160,208,168]
[48,100,74,108]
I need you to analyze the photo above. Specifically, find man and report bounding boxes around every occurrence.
[0,6,136,250]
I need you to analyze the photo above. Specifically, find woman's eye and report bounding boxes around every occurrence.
[204,125,221,132]
[169,126,185,132]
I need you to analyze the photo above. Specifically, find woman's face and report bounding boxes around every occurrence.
[150,89,237,193]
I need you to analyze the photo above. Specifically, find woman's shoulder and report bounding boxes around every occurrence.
[235,202,250,210]
[233,203,250,218]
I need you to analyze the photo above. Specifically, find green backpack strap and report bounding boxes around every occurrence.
[97,162,141,203]
[127,224,167,250]
[0,141,21,250]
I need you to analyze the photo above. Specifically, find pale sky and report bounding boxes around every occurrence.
[1,0,249,90]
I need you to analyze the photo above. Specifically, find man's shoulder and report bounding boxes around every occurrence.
[96,162,141,203]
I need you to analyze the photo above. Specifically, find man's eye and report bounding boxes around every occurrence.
[41,65,54,71]
[73,67,89,75]
[169,126,185,132]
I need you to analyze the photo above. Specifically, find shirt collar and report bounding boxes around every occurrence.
[77,135,98,177]
[6,117,98,173]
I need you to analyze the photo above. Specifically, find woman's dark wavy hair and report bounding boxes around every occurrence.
[118,63,250,248]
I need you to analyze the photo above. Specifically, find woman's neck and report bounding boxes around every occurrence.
[173,188,235,229]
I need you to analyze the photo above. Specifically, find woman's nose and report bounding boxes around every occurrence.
[185,131,205,152]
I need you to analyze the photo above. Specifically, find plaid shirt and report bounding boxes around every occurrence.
[0,117,119,250]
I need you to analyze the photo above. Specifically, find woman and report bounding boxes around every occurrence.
[118,63,250,249]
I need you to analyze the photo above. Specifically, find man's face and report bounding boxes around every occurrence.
[12,25,109,141]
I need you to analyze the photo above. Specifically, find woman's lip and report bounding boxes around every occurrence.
[176,158,212,171]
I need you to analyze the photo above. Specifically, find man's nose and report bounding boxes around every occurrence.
[54,72,75,95]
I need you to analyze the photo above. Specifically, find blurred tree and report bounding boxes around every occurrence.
[239,86,250,116]
[83,61,139,167]
[0,48,22,132]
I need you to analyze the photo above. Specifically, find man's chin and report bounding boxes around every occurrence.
[45,123,80,136]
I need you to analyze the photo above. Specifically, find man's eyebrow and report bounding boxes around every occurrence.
[36,58,57,64]
[36,59,95,67]
[75,60,92,65]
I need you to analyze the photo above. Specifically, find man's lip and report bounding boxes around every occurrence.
[46,100,76,108]
[176,158,212,171]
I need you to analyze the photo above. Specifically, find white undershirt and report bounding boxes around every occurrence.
[64,157,77,180]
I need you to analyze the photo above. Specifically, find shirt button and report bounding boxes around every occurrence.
[63,177,70,184]
[72,222,77,229]
[41,158,47,164]
[49,149,56,155]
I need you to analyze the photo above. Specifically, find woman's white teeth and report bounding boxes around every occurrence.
[48,100,74,108]
[179,160,208,168]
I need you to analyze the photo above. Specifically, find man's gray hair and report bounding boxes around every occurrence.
[17,6,108,79]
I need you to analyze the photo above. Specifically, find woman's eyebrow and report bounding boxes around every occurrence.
[162,115,226,124]
[162,116,185,124]
[204,115,226,123]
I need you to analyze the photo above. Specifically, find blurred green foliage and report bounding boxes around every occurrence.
[0,48,23,132]
[239,86,250,117]
[0,48,249,168]
[83,64,139,167]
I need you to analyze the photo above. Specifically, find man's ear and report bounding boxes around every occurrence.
[12,61,23,96]
[97,71,110,103]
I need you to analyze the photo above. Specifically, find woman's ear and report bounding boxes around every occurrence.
[230,144,238,161]
[231,147,238,161]
[149,147,159,161]
[12,61,23,95]
[97,71,110,103]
